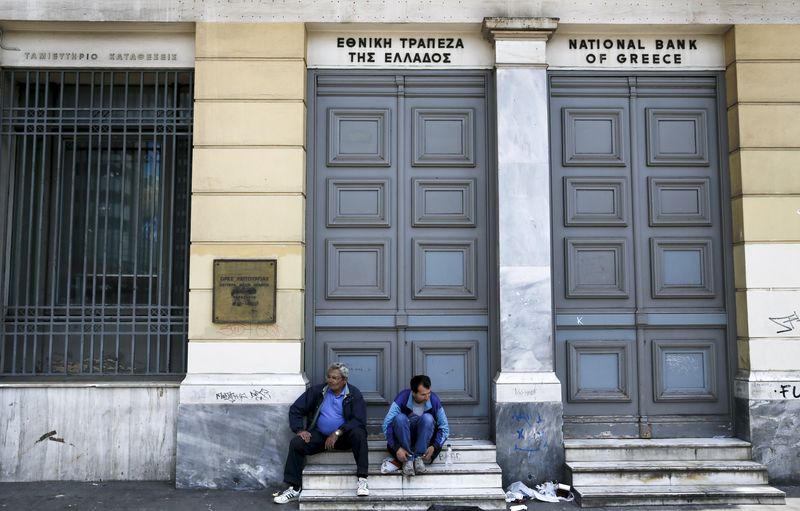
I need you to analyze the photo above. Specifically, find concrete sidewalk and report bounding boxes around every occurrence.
[0,482,798,511]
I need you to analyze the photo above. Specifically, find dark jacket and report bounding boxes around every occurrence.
[289,382,367,434]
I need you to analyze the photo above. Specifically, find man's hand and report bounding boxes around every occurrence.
[396,447,409,463]
[421,446,434,463]
[325,431,339,450]
[296,430,311,443]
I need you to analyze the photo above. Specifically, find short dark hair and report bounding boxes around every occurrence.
[410,374,431,392]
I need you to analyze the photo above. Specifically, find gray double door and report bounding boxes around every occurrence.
[551,74,733,438]
[308,71,492,437]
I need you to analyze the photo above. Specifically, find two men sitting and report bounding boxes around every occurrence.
[273,367,449,504]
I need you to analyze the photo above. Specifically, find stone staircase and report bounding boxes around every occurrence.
[565,438,786,507]
[298,439,507,510]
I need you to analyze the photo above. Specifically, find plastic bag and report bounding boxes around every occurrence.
[506,481,536,498]
[380,456,401,474]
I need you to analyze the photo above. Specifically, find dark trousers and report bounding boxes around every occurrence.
[283,428,369,488]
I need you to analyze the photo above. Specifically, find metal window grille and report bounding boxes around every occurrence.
[0,69,193,378]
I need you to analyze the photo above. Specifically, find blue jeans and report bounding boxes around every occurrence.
[392,413,435,457]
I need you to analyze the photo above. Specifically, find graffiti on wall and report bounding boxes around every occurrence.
[775,384,800,399]
[769,311,800,334]
[512,412,546,453]
[215,388,272,403]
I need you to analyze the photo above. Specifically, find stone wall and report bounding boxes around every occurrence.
[0,385,178,481]
[726,24,800,484]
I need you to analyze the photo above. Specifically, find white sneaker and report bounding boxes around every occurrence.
[273,486,301,504]
[413,457,427,474]
[402,459,415,476]
[356,477,369,497]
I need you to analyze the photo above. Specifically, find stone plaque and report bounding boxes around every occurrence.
[213,259,277,323]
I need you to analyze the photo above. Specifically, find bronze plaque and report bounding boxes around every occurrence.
[213,259,277,323]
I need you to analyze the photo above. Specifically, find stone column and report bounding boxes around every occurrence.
[726,25,800,483]
[482,17,564,486]
[176,23,309,489]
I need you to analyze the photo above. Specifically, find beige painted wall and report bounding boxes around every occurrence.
[726,25,800,373]
[188,23,307,374]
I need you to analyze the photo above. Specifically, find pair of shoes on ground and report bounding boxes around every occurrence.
[401,457,428,476]
[532,481,574,503]
[273,478,370,503]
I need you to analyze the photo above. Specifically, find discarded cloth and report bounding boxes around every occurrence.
[532,481,575,503]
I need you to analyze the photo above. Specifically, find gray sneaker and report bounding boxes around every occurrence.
[402,459,415,476]
[413,456,427,474]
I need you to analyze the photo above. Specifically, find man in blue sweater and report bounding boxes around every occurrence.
[273,363,369,504]
[382,374,450,476]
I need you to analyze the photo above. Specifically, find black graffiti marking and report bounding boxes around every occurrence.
[215,388,272,403]
[216,391,248,403]
[36,431,57,443]
[775,384,800,399]
[769,311,800,334]
[249,388,272,401]
[34,430,72,446]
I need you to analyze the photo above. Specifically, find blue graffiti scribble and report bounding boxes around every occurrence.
[514,439,549,453]
[512,413,533,428]
[512,412,548,455]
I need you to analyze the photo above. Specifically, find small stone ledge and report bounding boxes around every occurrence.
[481,17,559,42]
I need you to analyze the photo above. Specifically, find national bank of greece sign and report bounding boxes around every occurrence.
[307,27,494,68]
[547,34,724,69]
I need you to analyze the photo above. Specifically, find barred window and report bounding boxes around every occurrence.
[0,70,193,378]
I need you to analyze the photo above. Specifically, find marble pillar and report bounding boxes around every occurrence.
[735,371,800,483]
[482,17,565,486]
[176,373,307,489]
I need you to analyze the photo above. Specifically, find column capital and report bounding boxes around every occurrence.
[481,17,558,43]
[481,17,558,68]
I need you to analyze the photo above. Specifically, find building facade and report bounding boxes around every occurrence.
[0,1,798,489]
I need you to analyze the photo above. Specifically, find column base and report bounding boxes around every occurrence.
[176,373,308,489]
[493,371,564,487]
[735,371,800,484]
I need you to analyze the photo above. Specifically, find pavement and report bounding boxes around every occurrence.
[0,482,798,511]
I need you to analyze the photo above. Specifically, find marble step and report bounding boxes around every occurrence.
[307,439,497,465]
[573,484,786,508]
[564,437,752,462]
[566,460,769,486]
[302,462,503,490]
[299,487,507,511]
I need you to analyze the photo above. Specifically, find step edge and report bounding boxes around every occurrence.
[304,464,503,473]
[564,439,752,448]
[300,494,507,501]
[566,461,769,471]
[573,485,787,496]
